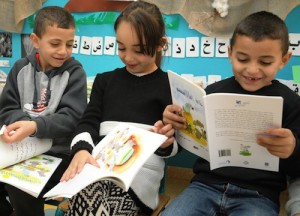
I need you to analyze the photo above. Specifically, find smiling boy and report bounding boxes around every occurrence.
[162,11,300,216]
[0,6,87,216]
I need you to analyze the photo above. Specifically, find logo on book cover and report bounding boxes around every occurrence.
[235,99,250,107]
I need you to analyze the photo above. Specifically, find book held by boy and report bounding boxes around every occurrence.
[0,154,61,198]
[43,123,167,199]
[0,126,53,169]
[167,70,282,172]
[0,129,61,197]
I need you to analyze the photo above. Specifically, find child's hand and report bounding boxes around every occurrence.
[60,150,99,182]
[256,128,296,158]
[163,104,186,130]
[151,120,175,149]
[1,121,37,143]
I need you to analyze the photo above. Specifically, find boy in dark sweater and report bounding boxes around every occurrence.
[162,11,300,216]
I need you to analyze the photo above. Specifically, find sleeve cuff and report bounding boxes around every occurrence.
[71,140,93,158]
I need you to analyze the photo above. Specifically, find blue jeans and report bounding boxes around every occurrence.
[162,181,278,216]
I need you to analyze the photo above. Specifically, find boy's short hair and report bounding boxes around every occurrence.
[230,11,289,55]
[33,6,75,38]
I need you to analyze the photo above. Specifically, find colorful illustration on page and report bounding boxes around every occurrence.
[239,144,252,156]
[0,155,56,184]
[179,103,207,147]
[95,127,142,173]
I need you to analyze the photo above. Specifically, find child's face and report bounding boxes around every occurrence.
[229,35,291,92]
[30,25,75,71]
[116,21,158,74]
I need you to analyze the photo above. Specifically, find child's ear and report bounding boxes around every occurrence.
[30,33,40,49]
[279,51,292,70]
[228,46,233,63]
[157,36,168,52]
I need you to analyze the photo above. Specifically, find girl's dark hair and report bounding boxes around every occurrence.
[33,6,75,38]
[230,11,289,56]
[114,1,166,67]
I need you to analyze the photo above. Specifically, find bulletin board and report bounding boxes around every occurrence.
[0,0,300,167]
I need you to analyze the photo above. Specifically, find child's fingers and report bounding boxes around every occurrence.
[89,157,100,168]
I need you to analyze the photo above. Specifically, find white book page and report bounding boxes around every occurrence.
[0,133,52,169]
[204,93,282,171]
[44,163,118,199]
[167,70,209,161]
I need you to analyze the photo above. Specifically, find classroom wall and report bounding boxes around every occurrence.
[1,1,299,80]
[1,0,300,167]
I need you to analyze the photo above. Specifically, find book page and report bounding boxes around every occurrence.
[0,154,61,197]
[44,123,167,199]
[0,134,52,169]
[44,163,118,199]
[167,70,209,161]
[204,93,282,171]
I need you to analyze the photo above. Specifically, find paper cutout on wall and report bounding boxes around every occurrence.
[292,65,300,84]
[103,36,116,55]
[181,74,194,82]
[80,36,92,55]
[75,12,117,25]
[92,37,103,55]
[72,35,80,54]
[289,33,300,56]
[215,38,229,58]
[194,76,207,88]
[278,79,300,95]
[71,35,233,58]
[177,74,208,89]
[207,75,221,85]
[172,38,185,58]
[186,37,199,57]
[201,37,214,57]
[164,15,180,30]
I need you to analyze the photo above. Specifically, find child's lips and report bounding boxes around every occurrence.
[55,57,65,61]
[127,64,139,71]
[245,76,261,81]
[127,64,137,68]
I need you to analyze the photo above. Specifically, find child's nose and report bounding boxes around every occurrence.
[124,53,134,62]
[58,45,68,55]
[247,63,260,74]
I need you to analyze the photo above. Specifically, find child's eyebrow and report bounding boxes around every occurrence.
[236,51,248,56]
[116,40,123,44]
[259,55,275,59]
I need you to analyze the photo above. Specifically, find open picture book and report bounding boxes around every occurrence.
[0,154,61,198]
[167,70,283,172]
[44,123,167,199]
[0,126,61,197]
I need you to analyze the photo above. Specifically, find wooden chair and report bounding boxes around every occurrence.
[150,194,170,216]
